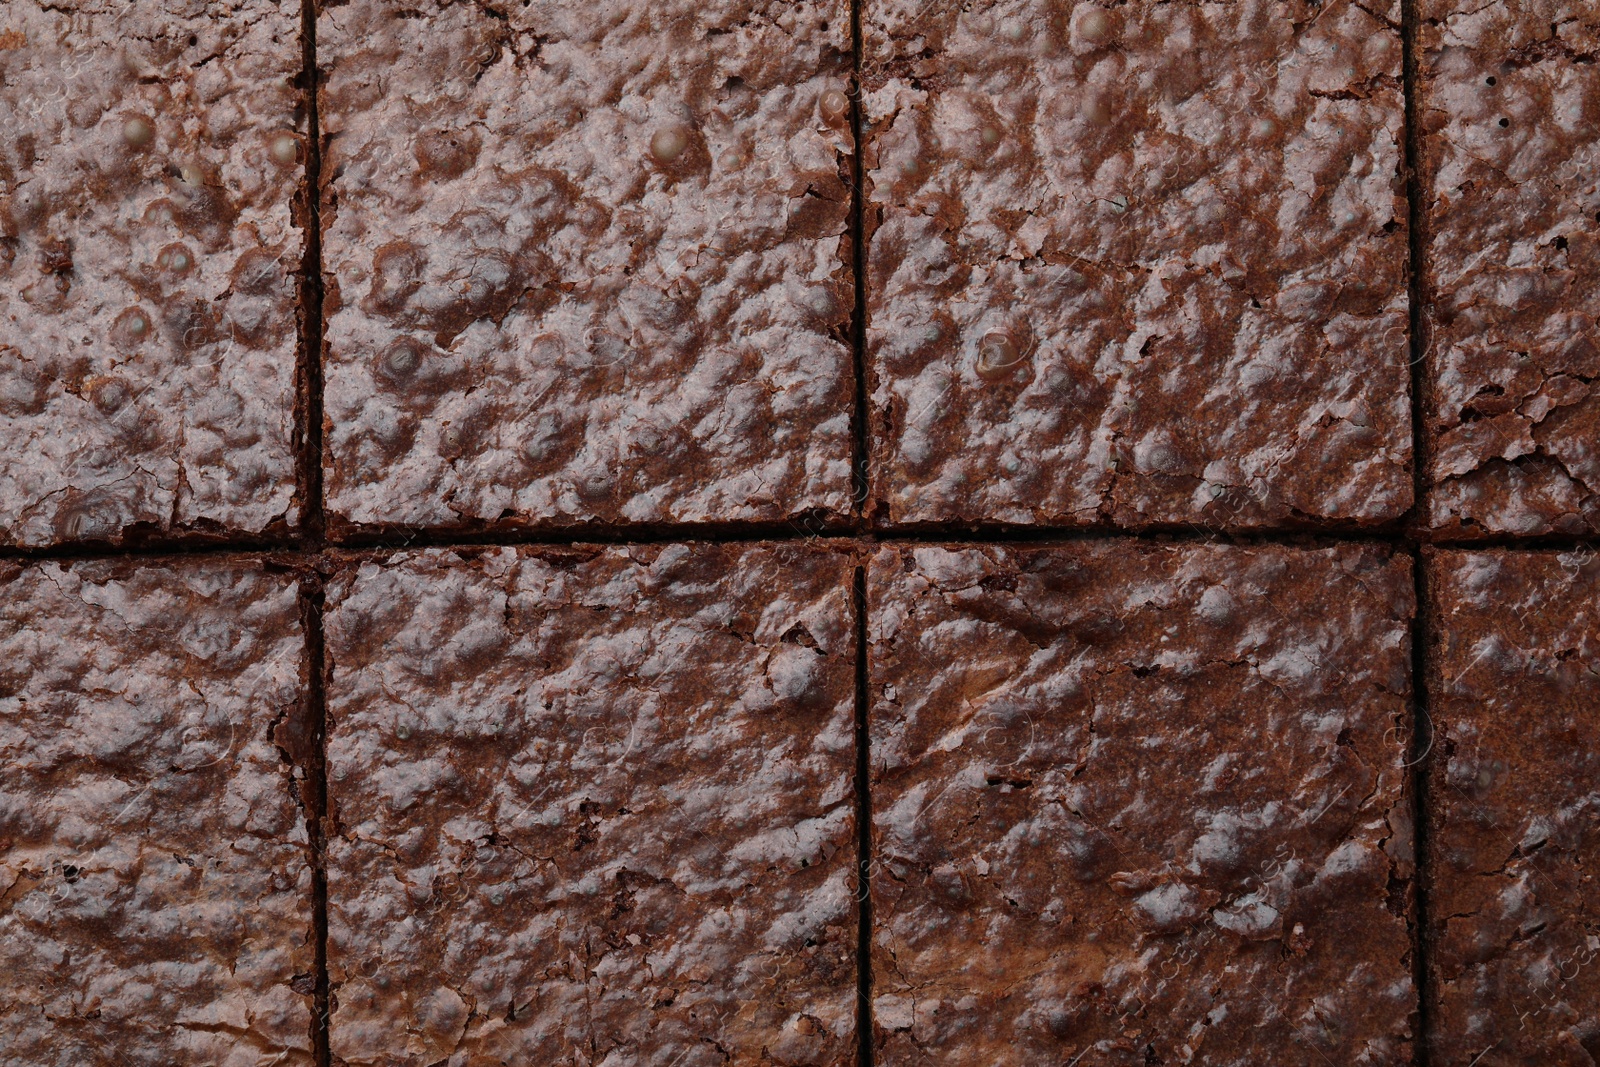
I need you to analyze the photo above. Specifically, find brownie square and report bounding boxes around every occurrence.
[1425,550,1600,1062]
[863,0,1412,530]
[323,544,858,1064]
[0,1,306,546]
[318,1,856,534]
[1420,3,1600,537]
[0,559,314,1065]
[868,542,1416,1062]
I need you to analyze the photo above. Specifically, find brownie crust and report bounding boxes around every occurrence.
[1425,550,1600,1063]
[0,0,306,546]
[323,543,859,1065]
[864,0,1412,531]
[0,559,315,1066]
[869,542,1417,1063]
[319,0,856,535]
[1420,2,1600,537]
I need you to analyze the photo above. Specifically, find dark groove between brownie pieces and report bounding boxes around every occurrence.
[1400,0,1432,542]
[296,0,328,551]
[0,536,299,563]
[1399,4,1436,1060]
[296,577,333,1067]
[1408,551,1436,1066]
[16,524,1600,564]
[847,0,870,528]
[852,564,874,1067]
[298,4,332,1065]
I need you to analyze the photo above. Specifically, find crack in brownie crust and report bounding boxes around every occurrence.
[0,559,315,1066]
[323,543,858,1064]
[868,542,1416,1063]
[863,0,1413,530]
[318,1,856,534]
[1425,550,1600,1063]
[0,0,306,547]
[1420,1,1600,537]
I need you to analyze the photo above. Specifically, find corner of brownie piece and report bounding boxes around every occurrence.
[862,0,1412,531]
[1420,1,1600,537]
[322,542,859,1064]
[1425,548,1600,1063]
[318,1,857,534]
[0,0,306,547]
[0,557,316,1066]
[868,540,1417,1063]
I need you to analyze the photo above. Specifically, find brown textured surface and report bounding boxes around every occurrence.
[1420,2,1600,537]
[0,559,314,1066]
[862,0,1413,530]
[318,0,855,534]
[0,0,305,547]
[1425,550,1600,1064]
[868,542,1416,1064]
[323,543,858,1065]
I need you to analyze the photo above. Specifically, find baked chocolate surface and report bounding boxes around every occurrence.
[0,559,314,1065]
[1420,2,1600,537]
[323,544,858,1065]
[863,0,1412,530]
[319,1,855,534]
[0,0,305,546]
[1425,550,1600,1063]
[869,542,1416,1063]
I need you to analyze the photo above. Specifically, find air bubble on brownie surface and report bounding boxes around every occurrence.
[90,378,129,415]
[718,147,745,169]
[111,307,153,352]
[1001,19,1026,41]
[179,164,205,188]
[1252,117,1278,139]
[981,125,1003,146]
[1077,8,1115,44]
[818,89,849,126]
[650,125,691,163]
[1083,98,1112,125]
[157,243,193,274]
[395,724,412,740]
[144,198,177,226]
[122,115,155,148]
[269,132,299,165]
[975,330,1026,381]
[381,339,424,379]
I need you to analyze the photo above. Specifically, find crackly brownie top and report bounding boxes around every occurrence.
[319,0,856,533]
[1427,549,1600,1063]
[0,558,313,1066]
[869,541,1416,1064]
[864,0,1412,530]
[0,0,304,546]
[323,543,858,1065]
[1420,1,1600,537]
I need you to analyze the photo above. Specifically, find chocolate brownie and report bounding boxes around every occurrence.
[868,542,1417,1063]
[0,559,315,1065]
[863,0,1412,530]
[318,1,855,535]
[1420,2,1600,538]
[323,544,858,1064]
[1425,550,1600,1062]
[0,0,306,546]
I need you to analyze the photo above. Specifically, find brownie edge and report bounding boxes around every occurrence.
[1425,549,1600,1064]
[0,559,315,1066]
